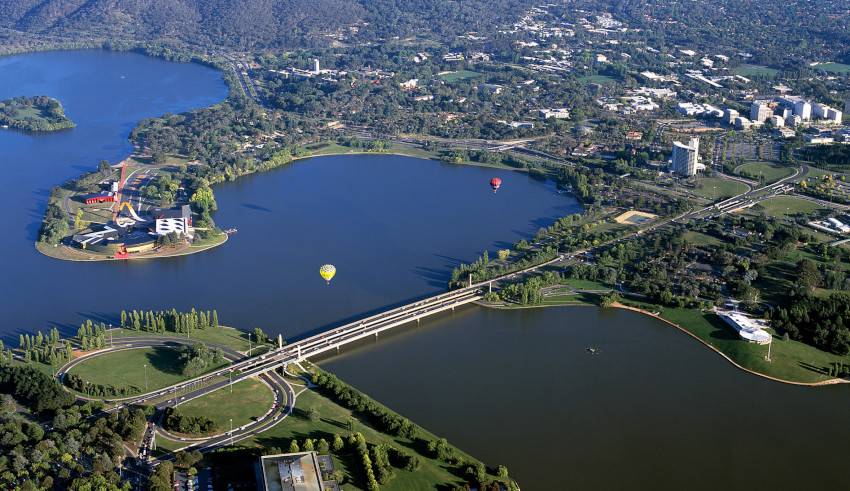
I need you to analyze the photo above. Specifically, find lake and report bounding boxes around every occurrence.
[323,306,850,490]
[0,49,579,341]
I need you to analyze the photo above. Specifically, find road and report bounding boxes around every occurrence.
[56,334,294,461]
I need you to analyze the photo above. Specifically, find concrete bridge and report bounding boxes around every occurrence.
[117,285,486,410]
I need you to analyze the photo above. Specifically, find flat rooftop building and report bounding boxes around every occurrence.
[259,452,325,491]
[717,310,771,345]
[153,205,192,237]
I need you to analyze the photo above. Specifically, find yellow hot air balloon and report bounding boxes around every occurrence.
[319,264,336,284]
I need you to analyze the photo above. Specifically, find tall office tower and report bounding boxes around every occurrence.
[671,137,700,176]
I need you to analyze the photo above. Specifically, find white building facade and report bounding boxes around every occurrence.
[671,137,700,176]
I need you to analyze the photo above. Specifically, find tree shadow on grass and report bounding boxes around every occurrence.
[798,361,828,375]
[145,345,184,375]
[253,428,336,450]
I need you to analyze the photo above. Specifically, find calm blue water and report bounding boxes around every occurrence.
[325,307,850,490]
[0,50,579,341]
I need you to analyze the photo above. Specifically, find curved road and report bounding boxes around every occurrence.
[56,334,294,459]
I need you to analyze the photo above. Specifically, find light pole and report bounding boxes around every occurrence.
[248,333,252,357]
[229,418,234,446]
[229,369,233,394]
[765,338,772,362]
[109,324,112,347]
[143,364,148,391]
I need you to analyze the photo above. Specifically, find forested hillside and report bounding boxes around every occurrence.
[0,0,530,49]
[0,0,365,48]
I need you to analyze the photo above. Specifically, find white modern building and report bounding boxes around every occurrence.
[769,115,785,127]
[723,108,739,126]
[735,116,753,130]
[399,78,418,90]
[779,96,812,120]
[154,205,192,237]
[750,101,772,123]
[539,108,571,119]
[828,218,850,234]
[825,108,843,125]
[718,310,771,345]
[671,137,701,176]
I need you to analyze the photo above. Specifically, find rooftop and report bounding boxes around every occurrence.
[717,310,771,345]
[259,452,325,491]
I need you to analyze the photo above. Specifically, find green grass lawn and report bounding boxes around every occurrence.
[735,64,779,78]
[734,161,794,183]
[152,434,185,456]
[654,307,849,383]
[437,70,481,82]
[246,377,500,491]
[177,378,275,434]
[682,230,724,247]
[541,292,598,306]
[752,196,822,218]
[111,325,252,353]
[688,177,749,200]
[558,278,613,291]
[190,231,228,249]
[812,62,850,74]
[67,346,228,394]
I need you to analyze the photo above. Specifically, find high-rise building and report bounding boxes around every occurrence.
[313,58,320,74]
[750,102,772,123]
[826,108,843,125]
[671,137,700,176]
[779,96,813,121]
[845,99,850,115]
[794,100,812,120]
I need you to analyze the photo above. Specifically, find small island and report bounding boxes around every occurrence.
[0,95,75,131]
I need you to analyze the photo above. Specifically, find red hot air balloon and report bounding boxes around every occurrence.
[490,177,502,193]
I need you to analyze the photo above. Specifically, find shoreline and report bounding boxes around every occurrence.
[34,232,228,262]
[480,299,847,387]
[608,302,845,387]
[289,146,536,173]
